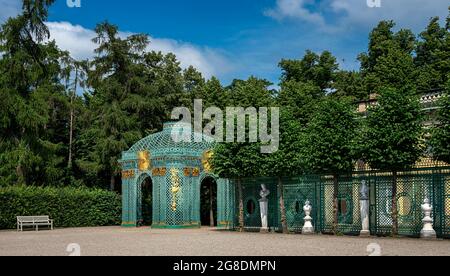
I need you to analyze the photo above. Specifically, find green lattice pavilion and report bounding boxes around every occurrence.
[119,122,234,229]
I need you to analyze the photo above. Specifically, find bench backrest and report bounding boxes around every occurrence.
[17,216,50,223]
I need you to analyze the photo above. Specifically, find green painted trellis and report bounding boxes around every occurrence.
[231,167,449,238]
[119,122,234,229]
[282,176,320,233]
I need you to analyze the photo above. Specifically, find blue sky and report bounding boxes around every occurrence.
[1,0,449,86]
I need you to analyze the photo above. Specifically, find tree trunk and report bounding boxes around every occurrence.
[68,67,78,169]
[16,164,24,185]
[14,137,24,185]
[238,178,244,232]
[209,181,215,227]
[333,174,339,235]
[391,171,398,237]
[278,177,288,234]
[110,174,116,192]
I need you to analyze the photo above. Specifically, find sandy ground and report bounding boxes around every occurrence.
[0,226,449,256]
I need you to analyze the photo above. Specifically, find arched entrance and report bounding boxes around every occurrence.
[137,174,153,227]
[200,176,217,227]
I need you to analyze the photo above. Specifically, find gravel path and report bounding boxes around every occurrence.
[0,227,449,256]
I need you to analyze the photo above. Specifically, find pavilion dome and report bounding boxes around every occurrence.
[126,122,214,157]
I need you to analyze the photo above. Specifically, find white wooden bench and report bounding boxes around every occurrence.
[17,216,54,232]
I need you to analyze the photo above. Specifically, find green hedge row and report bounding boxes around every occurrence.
[0,186,121,229]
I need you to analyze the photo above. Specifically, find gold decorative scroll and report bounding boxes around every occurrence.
[122,170,135,179]
[202,150,214,173]
[170,168,181,211]
[138,151,151,171]
[183,168,192,177]
[152,167,167,177]
[192,167,200,177]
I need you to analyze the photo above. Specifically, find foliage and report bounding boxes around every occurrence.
[415,16,450,91]
[357,86,424,172]
[300,97,359,175]
[279,50,338,91]
[0,1,69,186]
[430,82,450,163]
[262,108,304,177]
[0,186,121,229]
[211,77,274,179]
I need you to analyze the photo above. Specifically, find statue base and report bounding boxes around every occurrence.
[360,230,371,238]
[420,229,437,240]
[260,227,270,234]
[302,226,315,235]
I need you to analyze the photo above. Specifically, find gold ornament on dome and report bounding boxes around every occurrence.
[138,151,151,171]
[202,150,214,173]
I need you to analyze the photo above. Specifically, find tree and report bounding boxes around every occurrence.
[0,0,70,186]
[202,77,228,109]
[279,50,338,91]
[262,108,304,233]
[81,22,148,191]
[212,77,274,231]
[331,71,366,101]
[212,142,265,231]
[358,86,424,236]
[430,82,450,164]
[59,56,88,171]
[278,80,323,127]
[415,14,450,91]
[359,21,416,94]
[300,97,359,233]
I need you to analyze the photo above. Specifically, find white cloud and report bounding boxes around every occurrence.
[331,0,449,30]
[46,21,231,79]
[266,0,449,32]
[145,37,232,79]
[265,0,326,26]
[0,0,21,23]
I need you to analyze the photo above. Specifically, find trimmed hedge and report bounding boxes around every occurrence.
[0,186,121,229]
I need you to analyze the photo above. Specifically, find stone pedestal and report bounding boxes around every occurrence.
[260,199,269,233]
[302,201,314,235]
[360,208,371,237]
[420,198,437,240]
[359,181,371,237]
[259,184,270,233]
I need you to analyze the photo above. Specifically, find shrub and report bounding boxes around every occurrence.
[0,186,121,229]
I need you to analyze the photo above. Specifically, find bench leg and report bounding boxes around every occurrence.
[36,224,38,232]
